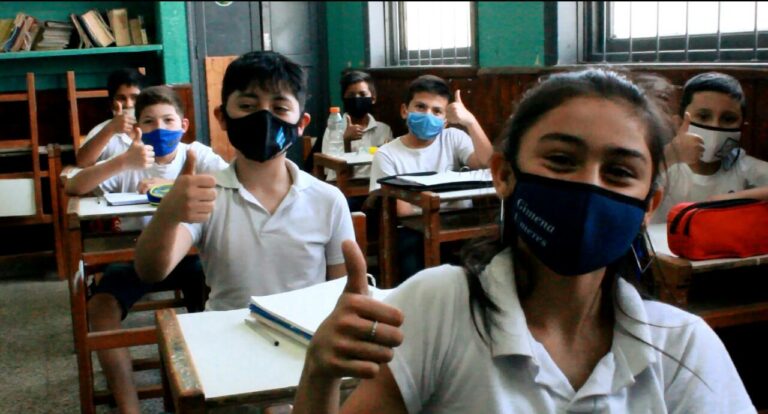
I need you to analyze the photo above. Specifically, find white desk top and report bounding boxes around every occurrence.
[177,309,309,400]
[647,223,768,270]
[68,197,156,219]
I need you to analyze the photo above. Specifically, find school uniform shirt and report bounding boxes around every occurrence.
[182,158,355,311]
[321,113,393,181]
[82,119,133,162]
[652,151,768,223]
[98,142,228,230]
[369,127,475,211]
[385,248,755,414]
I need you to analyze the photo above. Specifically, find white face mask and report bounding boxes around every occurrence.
[112,107,135,119]
[688,122,741,162]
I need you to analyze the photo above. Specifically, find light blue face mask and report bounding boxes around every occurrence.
[142,128,184,157]
[407,112,444,140]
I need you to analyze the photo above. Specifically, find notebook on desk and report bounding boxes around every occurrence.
[377,169,493,192]
[247,276,391,346]
[103,192,150,206]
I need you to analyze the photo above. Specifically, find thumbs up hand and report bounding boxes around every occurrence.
[343,114,365,142]
[123,126,154,170]
[446,89,477,128]
[156,148,217,224]
[670,112,705,165]
[108,101,137,135]
[304,240,404,380]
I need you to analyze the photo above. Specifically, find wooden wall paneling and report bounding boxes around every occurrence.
[169,84,196,144]
[204,56,238,162]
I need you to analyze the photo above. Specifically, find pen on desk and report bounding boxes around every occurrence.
[255,323,280,346]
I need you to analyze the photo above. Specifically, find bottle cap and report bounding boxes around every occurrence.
[330,107,340,113]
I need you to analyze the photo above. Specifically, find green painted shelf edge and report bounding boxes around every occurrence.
[0,44,163,60]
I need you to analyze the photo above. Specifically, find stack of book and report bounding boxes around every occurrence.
[246,276,390,346]
[34,21,75,51]
[0,8,150,53]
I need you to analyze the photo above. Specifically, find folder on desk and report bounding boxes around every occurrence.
[103,192,149,206]
[377,169,493,192]
[247,277,391,346]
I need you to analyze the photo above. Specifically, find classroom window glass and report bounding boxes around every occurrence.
[584,1,768,62]
[385,1,475,66]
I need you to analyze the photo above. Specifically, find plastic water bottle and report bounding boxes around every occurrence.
[326,106,345,156]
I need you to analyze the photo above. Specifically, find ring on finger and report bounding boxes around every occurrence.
[368,320,378,341]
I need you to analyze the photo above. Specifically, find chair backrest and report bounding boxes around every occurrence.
[352,211,367,257]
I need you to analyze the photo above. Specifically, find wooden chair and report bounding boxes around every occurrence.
[0,73,66,278]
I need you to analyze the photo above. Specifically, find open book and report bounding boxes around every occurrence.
[247,276,391,346]
[377,169,493,192]
[103,192,149,206]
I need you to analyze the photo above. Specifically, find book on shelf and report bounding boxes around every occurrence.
[107,8,131,47]
[246,276,391,346]
[128,18,142,45]
[79,9,115,47]
[1,13,26,52]
[33,21,74,51]
[70,13,92,48]
[0,18,15,51]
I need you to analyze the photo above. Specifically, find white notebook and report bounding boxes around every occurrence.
[247,276,391,345]
[398,169,492,187]
[103,192,150,206]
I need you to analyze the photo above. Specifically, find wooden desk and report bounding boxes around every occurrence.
[312,152,372,197]
[379,184,499,288]
[156,308,358,413]
[648,223,768,328]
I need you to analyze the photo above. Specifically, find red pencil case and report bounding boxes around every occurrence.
[667,198,768,260]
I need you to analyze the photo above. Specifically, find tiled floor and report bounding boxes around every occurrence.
[0,255,163,413]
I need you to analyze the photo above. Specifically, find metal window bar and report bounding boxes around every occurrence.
[387,1,473,66]
[589,1,768,63]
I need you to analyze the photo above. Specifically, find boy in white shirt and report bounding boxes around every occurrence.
[77,68,147,167]
[368,74,493,278]
[135,51,354,309]
[654,72,768,222]
[66,85,228,413]
[321,70,393,211]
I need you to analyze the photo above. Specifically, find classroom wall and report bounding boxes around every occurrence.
[323,1,547,107]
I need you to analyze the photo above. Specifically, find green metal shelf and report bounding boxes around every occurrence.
[0,44,163,60]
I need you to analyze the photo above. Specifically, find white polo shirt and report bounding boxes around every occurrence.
[385,249,755,414]
[653,151,768,223]
[369,127,474,192]
[321,113,393,181]
[183,158,355,311]
[98,142,228,230]
[83,119,133,162]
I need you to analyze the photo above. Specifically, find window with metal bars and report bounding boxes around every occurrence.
[583,1,768,63]
[383,1,476,66]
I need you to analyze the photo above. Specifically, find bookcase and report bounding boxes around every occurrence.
[0,1,189,92]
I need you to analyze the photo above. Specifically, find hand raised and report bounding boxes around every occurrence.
[123,127,154,170]
[305,240,404,380]
[671,112,705,165]
[157,148,217,223]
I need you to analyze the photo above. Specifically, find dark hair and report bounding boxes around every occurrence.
[679,72,745,117]
[107,68,146,100]
[404,74,451,105]
[221,51,307,111]
[135,86,185,120]
[462,68,669,337]
[341,70,376,97]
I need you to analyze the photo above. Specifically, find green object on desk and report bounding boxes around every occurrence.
[147,184,173,206]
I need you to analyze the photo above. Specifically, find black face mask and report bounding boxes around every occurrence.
[343,97,373,119]
[223,109,299,162]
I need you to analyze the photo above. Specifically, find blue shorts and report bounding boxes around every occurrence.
[89,256,207,320]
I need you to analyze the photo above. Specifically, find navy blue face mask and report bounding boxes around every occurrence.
[503,171,649,276]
